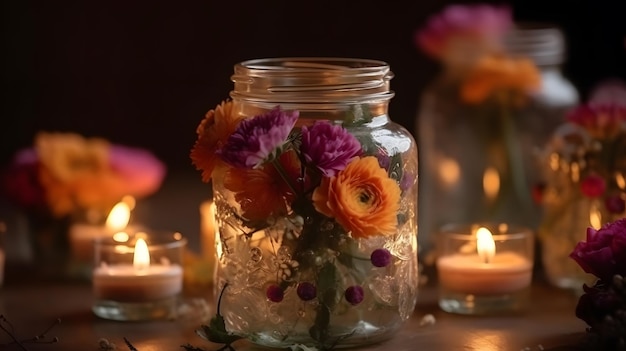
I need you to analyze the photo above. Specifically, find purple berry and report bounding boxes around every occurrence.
[605,195,626,214]
[370,248,392,267]
[296,282,317,301]
[344,285,364,305]
[266,284,284,302]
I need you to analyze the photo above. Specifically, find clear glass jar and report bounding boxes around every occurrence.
[417,24,579,254]
[213,58,419,349]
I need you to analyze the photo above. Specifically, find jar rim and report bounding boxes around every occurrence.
[230,57,395,107]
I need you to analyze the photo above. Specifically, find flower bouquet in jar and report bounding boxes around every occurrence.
[191,100,418,349]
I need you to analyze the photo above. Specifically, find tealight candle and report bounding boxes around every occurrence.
[70,200,135,262]
[436,223,534,315]
[92,231,186,321]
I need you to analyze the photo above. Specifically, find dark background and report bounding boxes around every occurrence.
[1,0,625,242]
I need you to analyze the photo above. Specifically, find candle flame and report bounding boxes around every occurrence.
[483,167,500,201]
[476,227,496,264]
[133,238,150,271]
[590,205,602,230]
[106,202,131,232]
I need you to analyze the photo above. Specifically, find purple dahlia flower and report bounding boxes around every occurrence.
[218,106,298,169]
[300,121,362,177]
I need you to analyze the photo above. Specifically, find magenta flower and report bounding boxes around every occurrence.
[218,107,298,169]
[570,218,626,282]
[415,3,512,60]
[1,149,46,210]
[566,103,626,140]
[300,121,362,177]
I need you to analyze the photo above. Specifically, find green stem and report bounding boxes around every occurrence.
[498,94,534,215]
[271,158,299,196]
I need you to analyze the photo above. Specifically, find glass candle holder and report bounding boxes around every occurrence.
[436,223,534,315]
[92,231,186,321]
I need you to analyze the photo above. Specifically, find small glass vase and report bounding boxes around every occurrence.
[417,23,579,253]
[211,58,419,349]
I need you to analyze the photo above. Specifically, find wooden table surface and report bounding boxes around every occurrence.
[0,269,591,351]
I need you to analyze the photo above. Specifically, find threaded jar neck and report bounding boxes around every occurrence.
[230,58,395,112]
[503,23,566,67]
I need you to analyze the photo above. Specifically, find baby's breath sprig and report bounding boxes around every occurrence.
[0,315,60,350]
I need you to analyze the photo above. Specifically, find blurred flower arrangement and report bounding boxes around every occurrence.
[570,218,626,350]
[415,2,543,237]
[537,88,626,288]
[191,101,417,348]
[416,3,512,66]
[2,131,166,221]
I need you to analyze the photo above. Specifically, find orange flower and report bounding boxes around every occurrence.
[460,54,541,105]
[190,100,244,182]
[223,150,301,221]
[312,156,401,238]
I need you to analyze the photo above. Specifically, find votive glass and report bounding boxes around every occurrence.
[92,231,186,321]
[436,223,534,315]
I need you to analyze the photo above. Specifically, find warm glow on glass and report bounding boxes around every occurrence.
[616,173,626,190]
[590,205,602,230]
[438,158,460,187]
[483,167,500,200]
[112,232,129,243]
[133,238,150,270]
[571,162,580,182]
[122,195,136,210]
[549,153,559,171]
[105,202,131,232]
[476,227,496,264]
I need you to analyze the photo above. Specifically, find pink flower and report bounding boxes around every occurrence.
[108,145,167,199]
[570,218,626,282]
[217,106,298,169]
[566,103,626,140]
[416,4,512,61]
[300,121,362,177]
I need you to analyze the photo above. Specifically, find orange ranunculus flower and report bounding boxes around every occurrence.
[191,100,244,182]
[223,150,302,221]
[312,156,401,238]
[460,54,541,105]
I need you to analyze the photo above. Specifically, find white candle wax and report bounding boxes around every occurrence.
[93,263,183,302]
[69,224,141,261]
[437,252,532,295]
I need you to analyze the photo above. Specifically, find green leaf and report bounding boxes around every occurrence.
[196,319,242,345]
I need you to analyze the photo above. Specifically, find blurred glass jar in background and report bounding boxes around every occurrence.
[416,22,579,255]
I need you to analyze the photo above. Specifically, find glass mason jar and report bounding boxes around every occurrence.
[417,24,579,254]
[212,58,419,349]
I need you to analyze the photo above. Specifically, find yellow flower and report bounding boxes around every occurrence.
[190,100,244,182]
[312,156,401,238]
[35,132,114,216]
[460,54,540,105]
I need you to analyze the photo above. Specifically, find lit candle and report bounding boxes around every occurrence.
[69,200,137,261]
[92,235,184,303]
[437,226,533,295]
